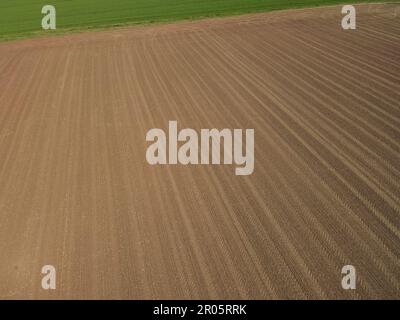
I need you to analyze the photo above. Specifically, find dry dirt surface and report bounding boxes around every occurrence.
[0,3,399,299]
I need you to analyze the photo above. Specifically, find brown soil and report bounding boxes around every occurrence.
[0,3,399,299]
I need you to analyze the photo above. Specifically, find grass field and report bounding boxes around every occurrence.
[0,0,391,41]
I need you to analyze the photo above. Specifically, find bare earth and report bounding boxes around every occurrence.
[0,3,399,299]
